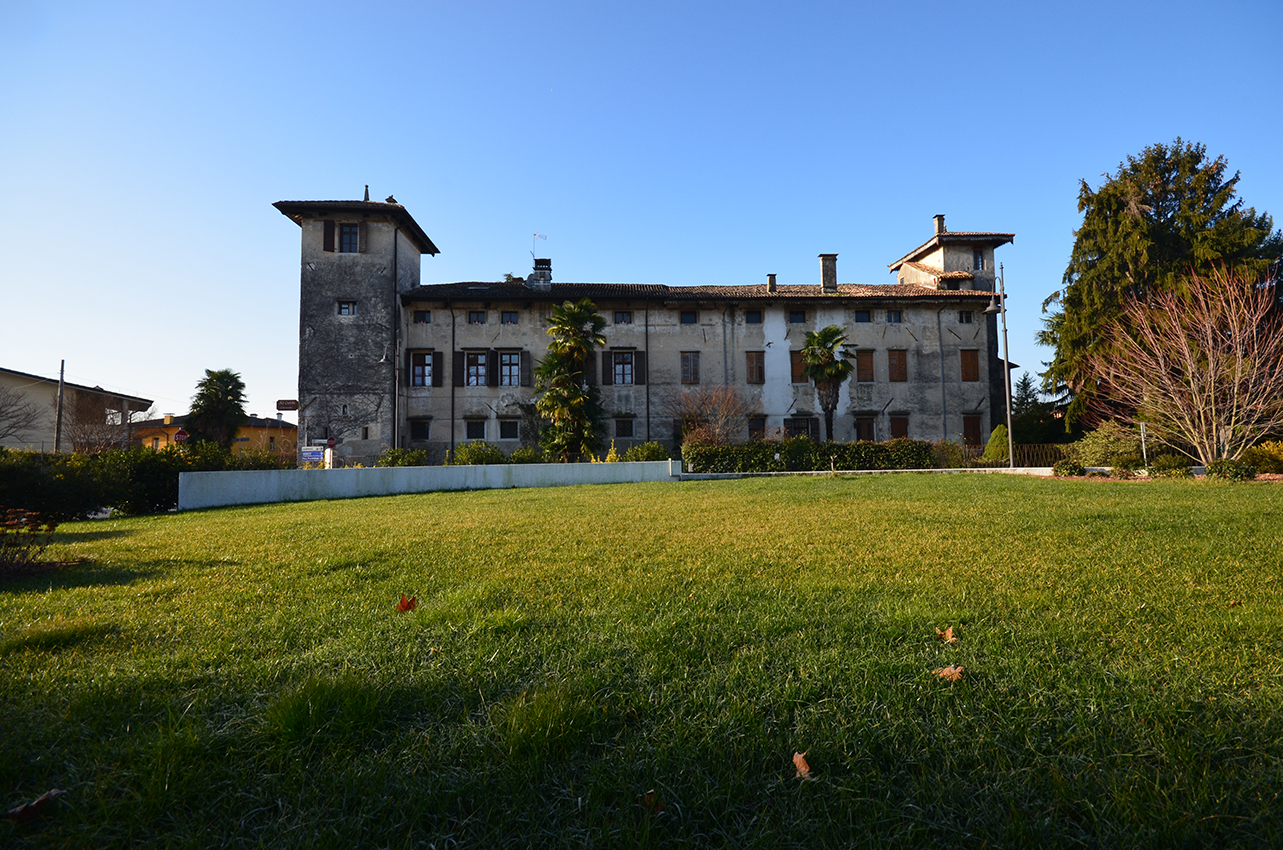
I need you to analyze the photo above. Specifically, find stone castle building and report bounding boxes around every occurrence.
[275,199,1012,462]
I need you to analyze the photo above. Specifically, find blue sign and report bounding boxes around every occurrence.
[300,446,325,464]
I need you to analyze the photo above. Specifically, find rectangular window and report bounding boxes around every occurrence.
[413,310,431,324]
[269,436,276,451]
[466,420,485,440]
[681,351,700,384]
[499,420,519,440]
[410,420,430,440]
[615,311,633,325]
[615,419,635,439]
[886,310,902,324]
[961,349,980,382]
[680,310,697,325]
[888,349,907,383]
[974,250,984,271]
[959,311,974,324]
[745,351,765,385]
[889,415,909,439]
[411,351,433,387]
[500,351,521,386]
[362,426,370,440]
[501,311,519,325]
[853,310,871,323]
[856,350,874,383]
[612,351,635,385]
[339,224,359,253]
[790,350,806,383]
[745,310,763,324]
[788,310,806,324]
[854,416,875,441]
[963,415,982,446]
[784,417,819,439]
[466,351,487,386]
[469,310,486,324]
[337,301,357,315]
[748,416,766,441]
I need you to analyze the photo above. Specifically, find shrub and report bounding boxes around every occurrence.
[1205,459,1257,481]
[376,448,429,467]
[450,441,507,466]
[621,442,670,462]
[681,437,934,474]
[1242,441,1283,474]
[1053,459,1085,477]
[980,425,1010,463]
[508,447,543,464]
[1069,421,1143,467]
[1112,452,1144,472]
[1148,453,1192,478]
[0,507,58,573]
[931,440,967,470]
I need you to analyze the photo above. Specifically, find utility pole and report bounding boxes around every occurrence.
[54,360,65,453]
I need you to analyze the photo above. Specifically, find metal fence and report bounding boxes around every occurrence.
[962,443,1071,468]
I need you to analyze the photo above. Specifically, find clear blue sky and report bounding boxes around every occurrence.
[3,0,1280,420]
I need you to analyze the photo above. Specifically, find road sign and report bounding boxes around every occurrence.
[327,437,336,449]
[174,429,189,444]
[300,446,325,464]
[276,399,299,411]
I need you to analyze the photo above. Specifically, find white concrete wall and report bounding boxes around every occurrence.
[178,460,683,510]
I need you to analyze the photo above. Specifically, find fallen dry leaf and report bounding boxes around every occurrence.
[7,789,66,824]
[1228,600,1243,608]
[933,665,964,682]
[640,789,663,814]
[793,751,813,780]
[396,594,417,612]
[935,626,958,644]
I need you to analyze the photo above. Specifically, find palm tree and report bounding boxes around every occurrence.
[535,299,607,461]
[188,368,248,449]
[800,325,854,442]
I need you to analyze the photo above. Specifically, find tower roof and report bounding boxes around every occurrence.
[273,200,440,255]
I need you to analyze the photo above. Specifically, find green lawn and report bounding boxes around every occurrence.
[3,474,1282,848]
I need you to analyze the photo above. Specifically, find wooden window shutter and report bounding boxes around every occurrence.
[487,349,500,387]
[357,221,368,253]
[323,220,335,252]
[432,350,443,387]
[961,350,980,382]
[809,419,821,441]
[520,350,532,387]
[601,352,614,385]
[453,351,465,386]
[634,350,647,385]
[790,350,806,383]
[584,353,597,385]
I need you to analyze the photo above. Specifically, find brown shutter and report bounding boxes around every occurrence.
[432,350,443,387]
[453,351,464,386]
[487,349,499,387]
[634,350,647,385]
[790,350,806,383]
[520,350,532,387]
[584,353,597,385]
[961,350,980,382]
[404,350,412,387]
[601,352,614,385]
[358,221,368,253]
[810,418,821,441]
[323,220,335,252]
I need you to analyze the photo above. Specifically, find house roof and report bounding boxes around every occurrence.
[0,366,152,410]
[134,414,297,431]
[273,200,440,255]
[888,231,1015,272]
[900,262,976,281]
[401,281,998,305]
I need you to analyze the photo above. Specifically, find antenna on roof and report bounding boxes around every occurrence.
[363,185,370,202]
[532,232,546,259]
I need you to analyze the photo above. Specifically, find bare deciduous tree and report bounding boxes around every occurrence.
[1087,268,1283,463]
[0,385,44,444]
[58,390,152,453]
[660,385,758,445]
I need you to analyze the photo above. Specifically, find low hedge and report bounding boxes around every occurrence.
[681,437,934,474]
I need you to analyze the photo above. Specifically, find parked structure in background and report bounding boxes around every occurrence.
[133,413,298,461]
[277,197,1013,464]
[0,366,153,452]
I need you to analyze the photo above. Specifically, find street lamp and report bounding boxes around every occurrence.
[983,264,1014,469]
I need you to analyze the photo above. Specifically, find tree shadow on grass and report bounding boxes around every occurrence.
[0,559,159,594]
[52,528,136,543]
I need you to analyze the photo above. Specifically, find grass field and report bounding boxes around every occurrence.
[3,474,1283,848]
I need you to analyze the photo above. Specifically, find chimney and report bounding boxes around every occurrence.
[767,273,777,293]
[277,412,283,421]
[933,214,946,235]
[819,254,838,294]
[163,414,173,425]
[528,257,552,291]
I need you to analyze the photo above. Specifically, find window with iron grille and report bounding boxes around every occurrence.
[745,351,765,384]
[854,416,875,441]
[466,352,486,386]
[788,310,805,324]
[466,420,485,440]
[410,420,430,440]
[500,351,521,386]
[615,419,635,438]
[783,417,819,439]
[856,350,874,383]
[961,350,980,382]
[681,351,700,384]
[680,310,697,325]
[499,420,519,440]
[888,349,907,382]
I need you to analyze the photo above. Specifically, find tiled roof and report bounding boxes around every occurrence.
[134,414,296,431]
[902,262,976,281]
[402,281,997,304]
[273,200,440,255]
[0,366,152,408]
[888,231,1015,271]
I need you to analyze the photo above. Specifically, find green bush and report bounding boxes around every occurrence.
[375,448,429,467]
[1147,453,1192,478]
[1242,441,1283,474]
[980,425,1009,463]
[681,437,934,474]
[450,441,507,466]
[931,440,967,469]
[621,441,670,462]
[1205,459,1257,481]
[507,447,544,464]
[1069,422,1143,467]
[1112,452,1144,472]
[1053,459,1085,477]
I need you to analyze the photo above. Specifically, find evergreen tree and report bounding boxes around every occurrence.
[187,369,248,449]
[800,325,854,442]
[534,299,607,461]
[1039,139,1282,423]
